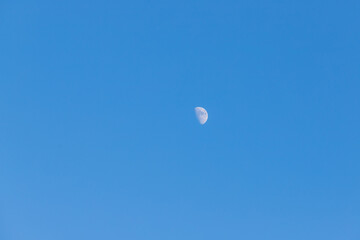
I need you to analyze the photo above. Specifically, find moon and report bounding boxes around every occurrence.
[194,107,208,125]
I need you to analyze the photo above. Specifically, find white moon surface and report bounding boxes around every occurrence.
[195,107,208,125]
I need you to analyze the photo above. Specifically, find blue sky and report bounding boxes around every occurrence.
[1,1,359,239]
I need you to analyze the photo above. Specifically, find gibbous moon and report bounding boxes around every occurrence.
[195,107,208,125]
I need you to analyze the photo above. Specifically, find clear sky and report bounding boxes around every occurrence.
[1,1,359,239]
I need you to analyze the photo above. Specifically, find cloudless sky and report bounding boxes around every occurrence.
[1,1,359,239]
